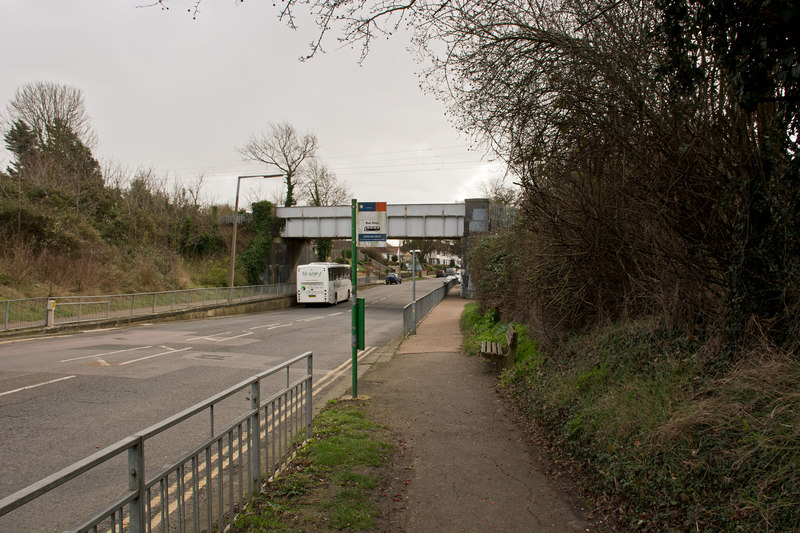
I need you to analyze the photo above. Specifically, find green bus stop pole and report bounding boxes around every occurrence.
[351,199,358,398]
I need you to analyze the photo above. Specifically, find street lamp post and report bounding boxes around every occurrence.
[410,249,420,334]
[229,174,283,299]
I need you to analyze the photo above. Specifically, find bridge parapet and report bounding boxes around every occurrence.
[276,203,467,239]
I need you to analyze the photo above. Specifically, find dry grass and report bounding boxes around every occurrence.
[652,348,800,529]
[0,238,39,287]
[487,311,800,532]
[0,236,194,297]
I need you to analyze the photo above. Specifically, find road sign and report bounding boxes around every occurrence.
[357,202,387,247]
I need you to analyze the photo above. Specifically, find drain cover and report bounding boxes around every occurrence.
[196,354,227,360]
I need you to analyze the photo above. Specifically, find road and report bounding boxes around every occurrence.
[0,277,444,532]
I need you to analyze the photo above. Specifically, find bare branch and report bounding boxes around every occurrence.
[298,160,351,206]
[237,121,318,206]
[6,81,97,148]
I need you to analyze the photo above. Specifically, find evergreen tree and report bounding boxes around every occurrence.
[41,118,105,214]
[239,201,276,285]
[4,119,38,177]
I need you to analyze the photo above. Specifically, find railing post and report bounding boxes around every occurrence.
[46,299,56,327]
[306,353,313,440]
[78,296,83,322]
[128,436,146,533]
[3,300,9,331]
[131,294,135,315]
[210,404,215,438]
[249,381,261,495]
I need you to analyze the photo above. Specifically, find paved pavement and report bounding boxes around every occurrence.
[357,293,595,532]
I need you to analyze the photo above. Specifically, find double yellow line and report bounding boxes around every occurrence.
[312,346,376,398]
[112,347,377,532]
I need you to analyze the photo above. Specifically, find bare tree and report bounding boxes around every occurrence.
[169,174,205,211]
[480,175,519,206]
[299,160,351,207]
[295,159,350,261]
[237,122,317,207]
[6,81,96,148]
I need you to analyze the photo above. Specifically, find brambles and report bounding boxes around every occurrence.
[463,306,800,531]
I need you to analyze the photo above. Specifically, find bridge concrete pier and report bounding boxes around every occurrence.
[263,238,316,285]
[459,198,515,297]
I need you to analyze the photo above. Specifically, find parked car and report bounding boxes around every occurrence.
[386,273,402,285]
[435,270,445,277]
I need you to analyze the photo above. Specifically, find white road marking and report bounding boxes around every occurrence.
[267,324,293,330]
[298,311,344,322]
[187,331,231,341]
[186,331,254,342]
[0,375,76,397]
[213,331,254,342]
[119,347,192,366]
[60,345,153,363]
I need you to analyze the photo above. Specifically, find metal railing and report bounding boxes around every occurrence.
[403,279,457,336]
[0,284,295,332]
[1,297,49,331]
[0,351,313,533]
[364,255,391,275]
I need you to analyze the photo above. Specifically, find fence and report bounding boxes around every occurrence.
[0,351,313,533]
[0,297,49,331]
[0,284,295,332]
[403,278,457,336]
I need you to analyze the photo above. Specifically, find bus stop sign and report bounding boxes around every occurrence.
[357,202,387,247]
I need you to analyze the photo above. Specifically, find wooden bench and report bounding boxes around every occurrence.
[480,324,518,367]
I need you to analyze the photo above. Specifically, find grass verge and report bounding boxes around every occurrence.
[461,302,800,532]
[230,399,394,532]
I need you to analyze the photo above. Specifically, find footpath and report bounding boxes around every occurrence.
[356,293,596,532]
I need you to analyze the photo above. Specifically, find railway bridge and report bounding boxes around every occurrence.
[264,198,515,295]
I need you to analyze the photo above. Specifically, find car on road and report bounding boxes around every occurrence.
[386,273,402,285]
[435,269,445,277]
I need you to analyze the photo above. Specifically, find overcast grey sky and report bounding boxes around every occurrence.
[0,1,504,207]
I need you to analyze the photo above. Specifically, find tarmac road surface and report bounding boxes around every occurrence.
[0,278,440,532]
